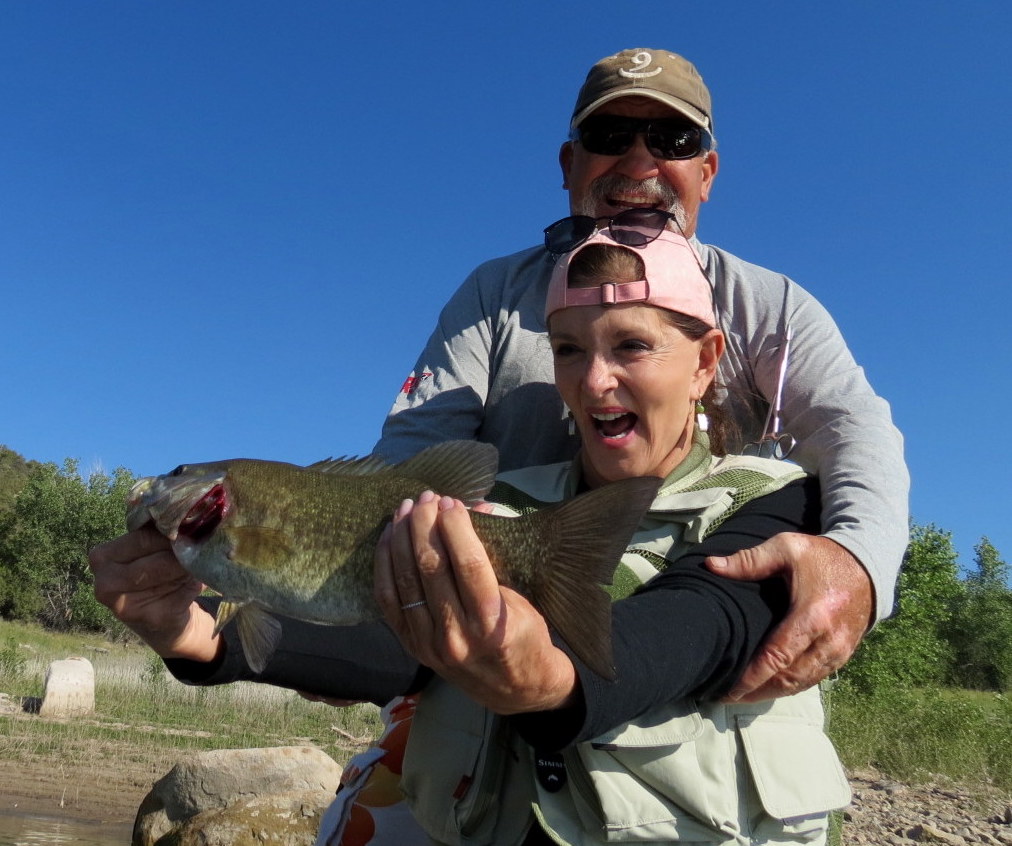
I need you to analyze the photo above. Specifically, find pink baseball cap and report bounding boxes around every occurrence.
[544,230,715,327]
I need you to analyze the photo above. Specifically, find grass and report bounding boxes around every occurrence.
[4,619,1011,811]
[0,619,382,772]
[829,680,1012,800]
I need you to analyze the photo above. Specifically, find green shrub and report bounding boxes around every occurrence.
[842,523,961,692]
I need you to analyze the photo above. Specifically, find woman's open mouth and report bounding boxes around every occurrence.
[591,411,637,440]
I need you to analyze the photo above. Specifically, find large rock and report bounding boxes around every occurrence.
[38,656,95,717]
[133,746,342,846]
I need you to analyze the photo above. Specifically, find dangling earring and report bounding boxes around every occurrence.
[563,403,576,436]
[695,399,709,433]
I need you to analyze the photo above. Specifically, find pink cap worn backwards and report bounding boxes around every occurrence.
[544,230,715,327]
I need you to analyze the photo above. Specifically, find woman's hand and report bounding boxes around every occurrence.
[374,492,579,715]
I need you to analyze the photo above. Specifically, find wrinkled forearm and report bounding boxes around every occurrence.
[705,242,909,621]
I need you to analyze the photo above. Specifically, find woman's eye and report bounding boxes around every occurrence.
[552,343,579,357]
[618,339,650,352]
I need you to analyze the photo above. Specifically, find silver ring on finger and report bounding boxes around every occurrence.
[400,600,427,611]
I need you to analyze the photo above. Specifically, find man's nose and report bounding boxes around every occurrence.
[613,133,660,181]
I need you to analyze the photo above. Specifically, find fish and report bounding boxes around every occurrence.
[126,440,660,679]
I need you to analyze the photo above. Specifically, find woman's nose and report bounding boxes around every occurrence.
[583,355,618,394]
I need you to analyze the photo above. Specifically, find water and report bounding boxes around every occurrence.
[0,811,133,845]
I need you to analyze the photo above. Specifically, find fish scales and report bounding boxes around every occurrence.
[127,440,660,679]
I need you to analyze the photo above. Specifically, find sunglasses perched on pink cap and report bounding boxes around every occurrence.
[544,229,716,328]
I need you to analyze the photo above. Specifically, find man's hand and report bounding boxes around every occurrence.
[89,526,221,663]
[707,533,873,702]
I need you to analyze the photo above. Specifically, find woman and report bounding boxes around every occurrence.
[324,228,849,846]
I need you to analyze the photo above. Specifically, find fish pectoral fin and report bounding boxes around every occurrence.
[214,601,283,674]
[236,605,283,674]
[223,526,295,569]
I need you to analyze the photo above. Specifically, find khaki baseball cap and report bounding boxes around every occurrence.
[570,48,713,133]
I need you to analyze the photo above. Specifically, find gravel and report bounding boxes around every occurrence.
[842,768,1012,845]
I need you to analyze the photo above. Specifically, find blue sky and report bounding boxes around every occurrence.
[2,1,1009,574]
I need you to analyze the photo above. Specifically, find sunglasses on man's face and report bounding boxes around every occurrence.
[572,115,713,161]
[543,207,679,256]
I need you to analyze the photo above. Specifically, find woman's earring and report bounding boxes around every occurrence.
[563,403,576,436]
[695,399,709,433]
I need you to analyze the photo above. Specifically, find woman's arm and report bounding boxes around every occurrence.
[513,475,821,749]
[165,601,428,707]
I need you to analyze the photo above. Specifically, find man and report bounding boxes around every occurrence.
[91,49,906,705]
[373,47,909,701]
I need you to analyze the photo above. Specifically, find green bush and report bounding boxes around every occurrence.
[0,459,133,631]
[842,523,961,692]
[944,538,1012,691]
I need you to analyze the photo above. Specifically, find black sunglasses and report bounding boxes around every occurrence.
[544,208,679,256]
[571,115,713,161]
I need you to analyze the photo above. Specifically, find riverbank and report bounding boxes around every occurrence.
[2,622,1010,843]
[3,709,1011,846]
[0,714,202,825]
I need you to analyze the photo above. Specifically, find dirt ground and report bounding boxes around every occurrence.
[3,709,1010,844]
[0,744,179,825]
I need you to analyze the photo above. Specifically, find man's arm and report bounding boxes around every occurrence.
[708,535,872,701]
[373,258,502,463]
[373,247,578,472]
[703,244,909,699]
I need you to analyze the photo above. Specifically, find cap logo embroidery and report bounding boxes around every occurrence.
[619,51,662,79]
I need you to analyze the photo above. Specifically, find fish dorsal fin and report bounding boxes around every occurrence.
[308,442,498,505]
[306,454,394,475]
[394,441,499,507]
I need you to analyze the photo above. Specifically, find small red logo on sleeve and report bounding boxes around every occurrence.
[400,372,433,395]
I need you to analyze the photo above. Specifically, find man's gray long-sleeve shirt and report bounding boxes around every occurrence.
[374,241,908,621]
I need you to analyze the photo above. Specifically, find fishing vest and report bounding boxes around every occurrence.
[399,441,851,846]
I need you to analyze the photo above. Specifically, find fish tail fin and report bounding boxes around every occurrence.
[214,600,283,674]
[527,476,660,680]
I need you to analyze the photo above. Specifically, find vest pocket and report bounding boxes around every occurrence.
[401,690,510,845]
[736,714,851,839]
[563,706,729,842]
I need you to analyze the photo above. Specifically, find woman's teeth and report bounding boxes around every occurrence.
[591,412,636,439]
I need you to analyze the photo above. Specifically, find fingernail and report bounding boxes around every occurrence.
[726,686,744,702]
[438,496,455,511]
[709,556,728,569]
[396,499,413,519]
[418,490,435,504]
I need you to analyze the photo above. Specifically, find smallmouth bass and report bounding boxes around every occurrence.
[126,440,659,679]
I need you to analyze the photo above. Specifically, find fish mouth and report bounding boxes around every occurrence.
[178,484,227,541]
